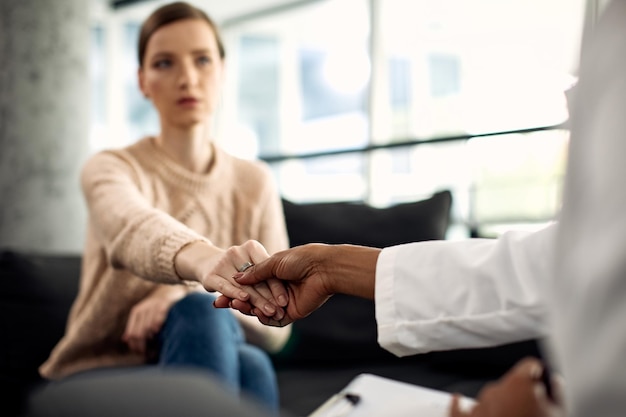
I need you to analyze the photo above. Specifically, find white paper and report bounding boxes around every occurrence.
[309,373,476,417]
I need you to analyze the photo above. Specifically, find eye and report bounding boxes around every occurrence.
[197,55,212,66]
[152,59,172,69]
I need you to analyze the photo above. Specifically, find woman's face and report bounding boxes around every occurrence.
[139,18,224,129]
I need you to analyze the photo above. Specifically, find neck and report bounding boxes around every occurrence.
[155,123,213,173]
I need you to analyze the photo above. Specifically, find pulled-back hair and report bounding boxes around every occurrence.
[137,1,225,67]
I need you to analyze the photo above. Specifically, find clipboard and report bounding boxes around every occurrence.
[308,373,476,417]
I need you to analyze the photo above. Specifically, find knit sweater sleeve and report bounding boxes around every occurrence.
[80,151,210,284]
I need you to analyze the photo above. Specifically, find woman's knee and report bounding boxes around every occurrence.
[158,293,244,370]
[164,292,240,336]
[238,344,279,411]
[238,344,275,378]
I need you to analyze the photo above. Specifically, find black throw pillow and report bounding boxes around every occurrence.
[282,189,452,248]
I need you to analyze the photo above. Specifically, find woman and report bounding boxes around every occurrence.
[39,2,290,413]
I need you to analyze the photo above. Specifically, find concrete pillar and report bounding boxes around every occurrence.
[0,0,90,253]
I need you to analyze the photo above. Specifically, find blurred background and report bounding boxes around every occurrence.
[1,0,604,252]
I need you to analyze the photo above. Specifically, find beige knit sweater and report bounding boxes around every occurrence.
[39,137,290,380]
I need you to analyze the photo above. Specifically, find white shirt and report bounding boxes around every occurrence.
[375,225,554,356]
[551,1,626,416]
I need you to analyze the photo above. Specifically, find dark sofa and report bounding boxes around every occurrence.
[0,190,542,417]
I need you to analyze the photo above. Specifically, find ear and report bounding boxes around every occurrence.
[138,67,149,99]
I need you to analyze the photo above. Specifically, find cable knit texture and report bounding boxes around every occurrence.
[39,137,289,379]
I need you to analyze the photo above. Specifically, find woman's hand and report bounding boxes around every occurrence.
[122,284,187,355]
[176,240,288,320]
[449,357,565,417]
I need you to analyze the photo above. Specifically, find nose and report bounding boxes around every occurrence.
[178,59,198,89]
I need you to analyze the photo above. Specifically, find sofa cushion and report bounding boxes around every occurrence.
[282,189,452,248]
[0,250,81,415]
[274,190,453,367]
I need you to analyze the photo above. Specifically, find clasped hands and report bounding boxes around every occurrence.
[213,242,350,326]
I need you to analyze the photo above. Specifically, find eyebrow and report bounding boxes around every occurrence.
[190,48,214,55]
[149,51,173,62]
[148,48,215,61]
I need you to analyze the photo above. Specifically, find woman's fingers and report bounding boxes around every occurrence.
[123,308,146,355]
[267,278,288,307]
[239,283,284,320]
[230,298,255,316]
[253,309,290,327]
[213,294,232,308]
[247,281,287,320]
[245,240,271,265]
[205,271,283,318]
[213,294,256,316]
[203,272,251,301]
[250,280,276,305]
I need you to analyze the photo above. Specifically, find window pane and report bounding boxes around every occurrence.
[221,0,370,201]
[276,154,367,203]
[375,0,584,140]
[237,35,281,155]
[468,129,569,232]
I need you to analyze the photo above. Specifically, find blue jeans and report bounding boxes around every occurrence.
[158,292,279,414]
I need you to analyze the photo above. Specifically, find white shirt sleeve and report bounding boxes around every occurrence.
[375,224,555,356]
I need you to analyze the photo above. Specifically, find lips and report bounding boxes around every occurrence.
[177,97,199,106]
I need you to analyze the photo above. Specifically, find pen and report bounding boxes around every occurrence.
[326,393,361,417]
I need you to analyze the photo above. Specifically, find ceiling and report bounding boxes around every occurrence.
[108,0,310,24]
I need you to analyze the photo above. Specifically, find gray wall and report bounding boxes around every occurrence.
[0,0,90,254]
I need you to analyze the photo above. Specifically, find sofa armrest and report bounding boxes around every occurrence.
[0,250,81,416]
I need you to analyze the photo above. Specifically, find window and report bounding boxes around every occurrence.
[218,0,371,202]
[94,0,586,237]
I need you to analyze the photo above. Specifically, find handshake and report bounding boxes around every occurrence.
[212,240,382,327]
